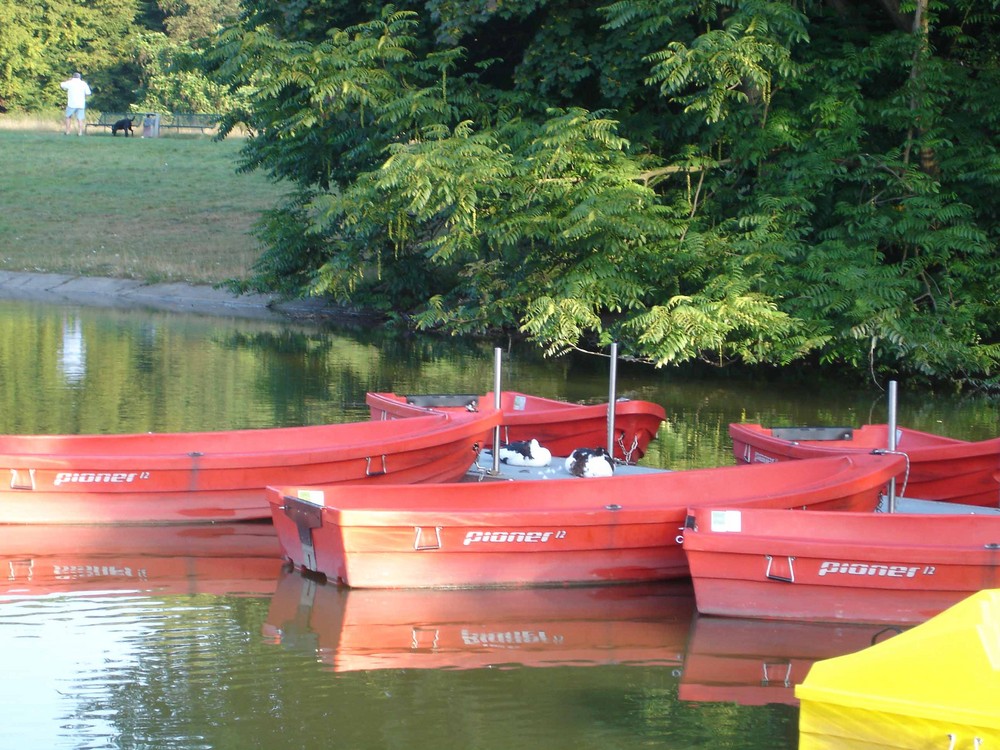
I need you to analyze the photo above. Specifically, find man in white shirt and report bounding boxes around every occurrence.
[61,72,92,136]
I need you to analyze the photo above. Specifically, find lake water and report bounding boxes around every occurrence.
[1,298,996,749]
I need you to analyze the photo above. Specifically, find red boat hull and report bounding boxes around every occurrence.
[683,505,1000,623]
[367,391,666,462]
[0,409,498,524]
[729,422,1000,507]
[267,453,903,588]
[264,572,694,671]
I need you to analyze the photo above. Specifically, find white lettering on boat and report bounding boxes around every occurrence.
[462,530,566,546]
[750,452,777,464]
[817,561,922,578]
[53,471,148,486]
[53,565,148,580]
[461,629,562,646]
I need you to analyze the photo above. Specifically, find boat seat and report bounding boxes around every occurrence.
[771,426,853,441]
[405,394,479,409]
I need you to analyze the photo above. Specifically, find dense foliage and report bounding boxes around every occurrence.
[208,0,1000,385]
[10,0,1000,385]
[0,0,238,114]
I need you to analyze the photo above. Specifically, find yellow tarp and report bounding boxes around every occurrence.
[796,589,1000,749]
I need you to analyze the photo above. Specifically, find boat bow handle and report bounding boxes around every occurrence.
[765,554,796,583]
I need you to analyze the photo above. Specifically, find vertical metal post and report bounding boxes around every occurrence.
[886,380,898,513]
[607,342,618,457]
[492,347,502,475]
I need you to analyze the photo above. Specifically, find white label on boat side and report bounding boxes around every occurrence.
[817,561,925,578]
[52,471,150,486]
[710,510,742,533]
[462,530,567,546]
[296,489,326,504]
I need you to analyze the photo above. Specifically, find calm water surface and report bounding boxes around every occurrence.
[1,298,996,749]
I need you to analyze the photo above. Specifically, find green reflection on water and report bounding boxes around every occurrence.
[3,298,995,749]
[3,299,997,472]
[2,591,797,750]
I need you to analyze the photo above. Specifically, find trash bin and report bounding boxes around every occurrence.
[142,113,160,138]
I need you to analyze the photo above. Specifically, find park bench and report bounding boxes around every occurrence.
[85,112,220,135]
[159,113,221,133]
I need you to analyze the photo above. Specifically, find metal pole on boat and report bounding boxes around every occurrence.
[886,379,898,513]
[607,342,618,457]
[492,347,502,475]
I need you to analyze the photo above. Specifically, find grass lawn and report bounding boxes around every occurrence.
[0,119,287,285]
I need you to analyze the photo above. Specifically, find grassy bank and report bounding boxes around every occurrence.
[0,120,285,285]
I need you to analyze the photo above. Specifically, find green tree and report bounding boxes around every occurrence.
[0,0,142,111]
[158,0,240,43]
[0,2,47,111]
[0,0,239,114]
[133,32,239,114]
[211,1,1000,385]
[133,0,245,115]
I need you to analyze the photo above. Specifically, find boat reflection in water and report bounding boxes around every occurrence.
[0,522,285,598]
[263,571,696,672]
[679,614,908,706]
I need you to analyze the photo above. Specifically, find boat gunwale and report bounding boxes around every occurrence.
[0,409,499,469]
[730,422,999,458]
[268,453,903,526]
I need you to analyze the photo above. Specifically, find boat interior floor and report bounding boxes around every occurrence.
[465,450,665,482]
[877,495,1000,515]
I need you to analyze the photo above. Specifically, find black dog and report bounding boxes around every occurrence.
[111,117,134,137]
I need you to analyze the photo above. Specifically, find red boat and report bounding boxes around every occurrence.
[0,522,284,597]
[263,571,694,671]
[366,391,666,463]
[0,408,498,524]
[729,422,1000,507]
[679,614,907,706]
[266,452,903,588]
[682,504,1000,624]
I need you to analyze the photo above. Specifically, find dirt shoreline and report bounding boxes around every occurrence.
[0,270,344,322]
